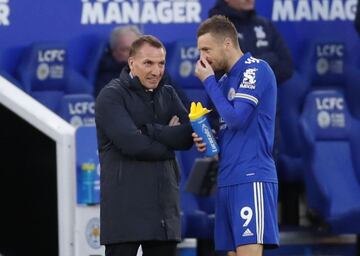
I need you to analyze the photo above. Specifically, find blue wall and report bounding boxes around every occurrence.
[0,0,359,75]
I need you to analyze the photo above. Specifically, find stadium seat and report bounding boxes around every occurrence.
[68,34,107,86]
[58,94,95,127]
[166,39,202,90]
[298,37,360,119]
[277,71,310,182]
[15,41,93,100]
[300,90,360,233]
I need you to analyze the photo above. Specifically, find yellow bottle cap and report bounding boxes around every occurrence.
[188,102,211,120]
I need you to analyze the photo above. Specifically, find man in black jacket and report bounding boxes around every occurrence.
[94,25,190,107]
[95,35,193,256]
[355,0,360,35]
[209,0,293,85]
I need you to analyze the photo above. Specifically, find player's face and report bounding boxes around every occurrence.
[225,0,255,11]
[128,43,165,90]
[197,33,228,72]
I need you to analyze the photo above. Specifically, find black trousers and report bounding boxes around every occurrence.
[105,241,178,256]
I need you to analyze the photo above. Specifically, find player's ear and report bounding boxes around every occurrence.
[224,37,232,49]
[128,57,134,70]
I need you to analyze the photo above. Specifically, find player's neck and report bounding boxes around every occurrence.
[226,49,243,73]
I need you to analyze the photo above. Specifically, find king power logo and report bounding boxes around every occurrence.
[81,0,201,25]
[272,0,357,22]
[0,0,10,26]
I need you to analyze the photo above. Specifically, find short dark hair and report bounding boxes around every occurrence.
[129,35,166,57]
[197,15,239,48]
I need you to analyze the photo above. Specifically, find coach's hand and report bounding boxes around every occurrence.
[192,132,206,152]
[195,57,214,82]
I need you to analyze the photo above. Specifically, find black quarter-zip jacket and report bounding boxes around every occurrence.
[95,66,193,244]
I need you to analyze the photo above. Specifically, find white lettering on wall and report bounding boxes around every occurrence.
[81,0,201,25]
[272,0,357,21]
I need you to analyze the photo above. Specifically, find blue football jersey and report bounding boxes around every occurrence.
[203,52,278,187]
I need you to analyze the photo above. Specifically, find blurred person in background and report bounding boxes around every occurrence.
[94,25,142,97]
[209,0,293,85]
[355,0,360,35]
[95,35,193,256]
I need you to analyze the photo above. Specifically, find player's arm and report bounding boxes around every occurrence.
[195,58,264,130]
[202,75,255,130]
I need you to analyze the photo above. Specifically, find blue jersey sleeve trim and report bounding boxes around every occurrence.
[234,93,259,105]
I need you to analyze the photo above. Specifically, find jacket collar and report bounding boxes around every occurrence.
[119,65,164,93]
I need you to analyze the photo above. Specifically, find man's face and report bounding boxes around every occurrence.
[112,31,139,63]
[128,43,165,90]
[197,33,227,72]
[225,0,255,11]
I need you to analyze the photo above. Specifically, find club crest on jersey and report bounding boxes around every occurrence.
[228,87,236,101]
[239,68,257,90]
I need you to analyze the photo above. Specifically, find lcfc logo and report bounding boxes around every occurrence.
[0,0,10,26]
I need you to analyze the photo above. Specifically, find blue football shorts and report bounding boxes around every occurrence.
[215,182,279,251]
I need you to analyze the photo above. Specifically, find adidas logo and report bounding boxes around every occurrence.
[242,228,254,237]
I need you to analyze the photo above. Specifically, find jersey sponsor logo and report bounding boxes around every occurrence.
[81,0,201,25]
[272,0,357,22]
[0,0,9,26]
[239,68,257,90]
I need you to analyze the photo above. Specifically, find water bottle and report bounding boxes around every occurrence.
[189,102,219,157]
[80,159,96,204]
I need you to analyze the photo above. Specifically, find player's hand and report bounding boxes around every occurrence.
[169,115,180,126]
[195,57,214,82]
[192,132,206,152]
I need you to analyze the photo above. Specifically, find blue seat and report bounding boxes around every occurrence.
[68,35,107,87]
[298,37,360,119]
[31,91,65,113]
[300,90,360,233]
[277,71,310,182]
[166,39,202,90]
[58,94,95,127]
[15,41,93,107]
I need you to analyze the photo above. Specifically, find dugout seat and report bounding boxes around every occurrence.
[15,42,93,110]
[300,90,360,233]
[166,39,202,90]
[277,71,310,182]
[58,94,95,127]
[298,38,360,119]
